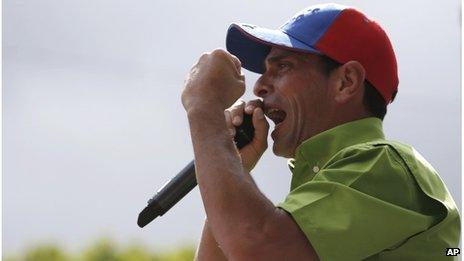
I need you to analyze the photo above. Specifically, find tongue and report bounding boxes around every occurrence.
[273,111,286,125]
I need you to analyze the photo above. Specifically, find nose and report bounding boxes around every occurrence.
[253,75,273,98]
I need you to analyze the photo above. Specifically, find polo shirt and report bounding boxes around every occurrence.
[278,117,460,260]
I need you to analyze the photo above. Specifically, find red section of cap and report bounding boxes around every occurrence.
[314,8,398,104]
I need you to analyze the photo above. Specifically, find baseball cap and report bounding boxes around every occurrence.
[226,3,398,104]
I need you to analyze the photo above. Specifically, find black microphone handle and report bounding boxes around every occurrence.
[137,114,255,228]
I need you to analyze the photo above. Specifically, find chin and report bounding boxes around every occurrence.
[272,142,293,158]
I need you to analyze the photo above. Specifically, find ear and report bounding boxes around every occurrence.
[331,61,366,104]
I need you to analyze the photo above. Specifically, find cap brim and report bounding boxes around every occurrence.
[226,23,320,74]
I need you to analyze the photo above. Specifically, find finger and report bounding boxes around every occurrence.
[210,49,242,79]
[251,107,269,152]
[229,100,245,126]
[229,54,245,82]
[244,99,264,115]
[229,54,242,73]
[224,110,236,137]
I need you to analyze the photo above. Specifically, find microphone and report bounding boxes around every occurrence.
[137,114,255,228]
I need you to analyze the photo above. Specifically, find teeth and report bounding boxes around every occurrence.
[265,108,286,125]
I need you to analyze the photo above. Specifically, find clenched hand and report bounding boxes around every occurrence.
[182,49,245,114]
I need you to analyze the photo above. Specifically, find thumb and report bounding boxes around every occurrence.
[250,107,269,152]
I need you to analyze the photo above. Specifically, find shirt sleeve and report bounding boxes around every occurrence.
[277,144,436,261]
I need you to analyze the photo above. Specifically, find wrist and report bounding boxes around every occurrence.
[186,105,229,141]
[186,105,224,120]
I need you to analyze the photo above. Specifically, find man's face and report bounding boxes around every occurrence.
[254,47,334,158]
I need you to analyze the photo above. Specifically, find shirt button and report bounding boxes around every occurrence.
[312,166,320,173]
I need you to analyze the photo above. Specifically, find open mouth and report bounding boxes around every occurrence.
[265,108,287,126]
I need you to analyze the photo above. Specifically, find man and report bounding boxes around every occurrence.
[181,3,460,260]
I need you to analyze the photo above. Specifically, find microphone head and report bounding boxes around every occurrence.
[137,201,163,228]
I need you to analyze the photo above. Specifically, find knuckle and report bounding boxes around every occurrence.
[249,99,263,107]
[230,54,242,65]
[245,102,255,109]
[211,48,227,57]
[231,108,243,117]
[199,52,209,60]
[233,99,245,108]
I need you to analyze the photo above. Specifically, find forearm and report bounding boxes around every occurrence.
[187,108,276,256]
[195,219,227,261]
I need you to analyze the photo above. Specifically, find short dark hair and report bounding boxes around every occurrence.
[318,55,393,120]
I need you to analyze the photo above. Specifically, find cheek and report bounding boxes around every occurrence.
[301,75,331,109]
[283,81,330,130]
[275,71,330,118]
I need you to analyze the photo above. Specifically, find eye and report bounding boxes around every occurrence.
[277,62,291,71]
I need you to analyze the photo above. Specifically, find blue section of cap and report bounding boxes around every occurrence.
[280,3,346,46]
[226,23,319,74]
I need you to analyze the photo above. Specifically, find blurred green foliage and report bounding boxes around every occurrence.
[3,238,196,261]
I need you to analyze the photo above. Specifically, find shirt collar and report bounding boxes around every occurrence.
[290,117,385,175]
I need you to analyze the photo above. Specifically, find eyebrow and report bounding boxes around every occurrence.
[265,52,295,64]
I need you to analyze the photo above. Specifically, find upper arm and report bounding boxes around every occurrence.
[229,208,319,261]
[265,208,320,261]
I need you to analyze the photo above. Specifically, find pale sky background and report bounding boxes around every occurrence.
[3,0,461,254]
